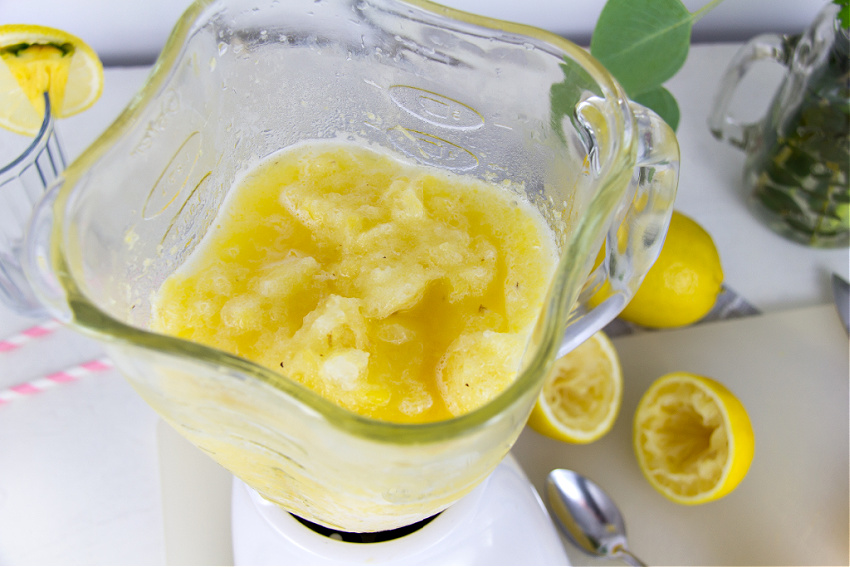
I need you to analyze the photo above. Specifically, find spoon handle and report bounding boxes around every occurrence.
[616,547,647,567]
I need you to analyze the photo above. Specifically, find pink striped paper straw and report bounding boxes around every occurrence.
[0,358,113,404]
[0,319,63,353]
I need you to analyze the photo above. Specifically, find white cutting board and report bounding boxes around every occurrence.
[513,304,850,566]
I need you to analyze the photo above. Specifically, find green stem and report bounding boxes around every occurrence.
[691,0,726,23]
[809,181,839,245]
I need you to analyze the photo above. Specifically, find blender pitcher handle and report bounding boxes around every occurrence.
[557,103,679,358]
[708,33,791,151]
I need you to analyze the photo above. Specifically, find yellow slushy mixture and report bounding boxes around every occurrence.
[151,142,556,423]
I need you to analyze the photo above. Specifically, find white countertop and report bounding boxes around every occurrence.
[0,43,847,565]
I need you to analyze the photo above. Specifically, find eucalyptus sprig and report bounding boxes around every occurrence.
[835,0,849,28]
[589,0,725,130]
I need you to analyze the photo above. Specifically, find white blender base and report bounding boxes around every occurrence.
[231,453,569,565]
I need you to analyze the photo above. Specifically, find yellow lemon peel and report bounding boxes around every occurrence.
[527,331,622,444]
[633,372,755,505]
[0,24,102,135]
[618,211,723,328]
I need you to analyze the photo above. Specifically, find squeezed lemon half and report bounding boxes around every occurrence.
[0,24,103,135]
[633,372,755,505]
[527,331,622,444]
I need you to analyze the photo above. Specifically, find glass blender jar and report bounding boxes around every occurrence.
[0,0,678,537]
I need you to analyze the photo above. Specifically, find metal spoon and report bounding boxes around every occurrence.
[546,469,647,567]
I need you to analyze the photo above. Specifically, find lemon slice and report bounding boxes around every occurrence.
[0,24,103,135]
[527,331,622,444]
[633,372,755,505]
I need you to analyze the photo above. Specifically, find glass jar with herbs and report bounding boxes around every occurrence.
[710,1,849,248]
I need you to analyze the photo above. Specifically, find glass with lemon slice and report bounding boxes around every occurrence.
[0,24,102,316]
[0,90,65,316]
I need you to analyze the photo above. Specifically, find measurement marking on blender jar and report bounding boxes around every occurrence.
[131,88,181,155]
[386,126,478,171]
[143,131,203,220]
[388,86,483,130]
[159,170,217,254]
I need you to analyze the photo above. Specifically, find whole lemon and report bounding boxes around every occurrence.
[619,211,723,328]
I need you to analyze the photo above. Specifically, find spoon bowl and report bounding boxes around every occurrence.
[546,469,646,566]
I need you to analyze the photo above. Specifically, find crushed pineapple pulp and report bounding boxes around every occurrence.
[151,142,557,423]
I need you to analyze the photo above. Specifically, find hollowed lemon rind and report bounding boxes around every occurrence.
[633,372,754,505]
[527,331,622,444]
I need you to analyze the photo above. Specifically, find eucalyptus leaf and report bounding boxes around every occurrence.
[590,0,693,96]
[835,0,849,29]
[632,86,680,130]
[758,184,805,215]
[549,61,600,143]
